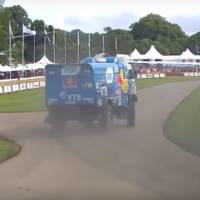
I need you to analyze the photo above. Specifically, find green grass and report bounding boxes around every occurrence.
[0,139,21,163]
[137,77,200,90]
[0,77,199,113]
[0,88,45,113]
[164,87,200,156]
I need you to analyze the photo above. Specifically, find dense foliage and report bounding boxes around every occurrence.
[0,6,199,65]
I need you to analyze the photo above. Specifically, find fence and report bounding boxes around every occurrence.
[184,72,200,77]
[0,76,45,94]
[137,73,166,79]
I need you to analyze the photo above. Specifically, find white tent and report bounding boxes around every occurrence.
[130,49,143,59]
[165,49,200,61]
[36,55,53,65]
[141,45,164,60]
[34,55,53,69]
[26,63,37,70]
[0,65,5,72]
[12,64,27,71]
[0,65,12,72]
[179,49,200,60]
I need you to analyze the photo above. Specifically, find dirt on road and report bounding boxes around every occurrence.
[0,81,200,200]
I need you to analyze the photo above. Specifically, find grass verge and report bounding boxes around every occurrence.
[164,87,200,156]
[137,76,200,90]
[0,77,199,113]
[0,88,45,112]
[0,139,21,163]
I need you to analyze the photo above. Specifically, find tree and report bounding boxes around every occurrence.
[188,32,200,54]
[130,14,188,55]
[104,27,112,33]
[130,14,186,41]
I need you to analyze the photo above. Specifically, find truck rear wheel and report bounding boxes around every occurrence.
[100,104,114,129]
[127,97,135,127]
[45,111,66,132]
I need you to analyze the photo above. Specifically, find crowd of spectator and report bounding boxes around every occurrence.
[0,69,45,80]
[132,64,200,74]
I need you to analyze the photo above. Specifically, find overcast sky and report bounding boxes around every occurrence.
[4,0,200,35]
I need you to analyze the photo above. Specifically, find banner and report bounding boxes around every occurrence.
[52,28,55,45]
[23,25,36,35]
[9,21,14,39]
[44,28,50,42]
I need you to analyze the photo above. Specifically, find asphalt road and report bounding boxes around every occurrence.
[0,81,200,200]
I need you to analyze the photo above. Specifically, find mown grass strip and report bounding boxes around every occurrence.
[164,87,200,156]
[0,139,21,163]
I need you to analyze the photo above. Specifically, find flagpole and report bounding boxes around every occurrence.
[44,35,46,56]
[9,21,12,67]
[115,36,118,55]
[44,27,46,56]
[103,34,105,53]
[22,25,24,66]
[9,21,12,79]
[64,31,67,64]
[33,26,36,63]
[53,28,56,63]
[88,33,91,57]
[77,31,80,64]
[33,26,36,77]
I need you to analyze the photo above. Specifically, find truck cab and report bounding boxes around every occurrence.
[45,57,137,128]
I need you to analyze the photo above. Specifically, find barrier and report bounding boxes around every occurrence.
[33,82,40,88]
[0,86,3,94]
[184,72,200,77]
[27,82,33,89]
[0,77,45,95]
[40,81,45,87]
[141,74,147,79]
[20,83,26,90]
[160,73,166,78]
[147,74,153,79]
[12,84,19,92]
[189,73,194,77]
[154,74,160,78]
[137,73,167,79]
[184,73,189,77]
[4,86,12,93]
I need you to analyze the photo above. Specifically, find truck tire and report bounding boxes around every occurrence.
[45,111,66,132]
[127,97,135,127]
[100,104,114,129]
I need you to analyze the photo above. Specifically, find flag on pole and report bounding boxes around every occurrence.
[52,28,55,45]
[23,25,36,35]
[9,21,14,39]
[44,28,50,42]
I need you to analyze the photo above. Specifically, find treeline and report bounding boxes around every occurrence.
[0,5,200,65]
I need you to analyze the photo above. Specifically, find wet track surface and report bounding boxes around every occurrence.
[0,81,200,200]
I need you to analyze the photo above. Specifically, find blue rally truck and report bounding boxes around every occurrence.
[45,57,137,128]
